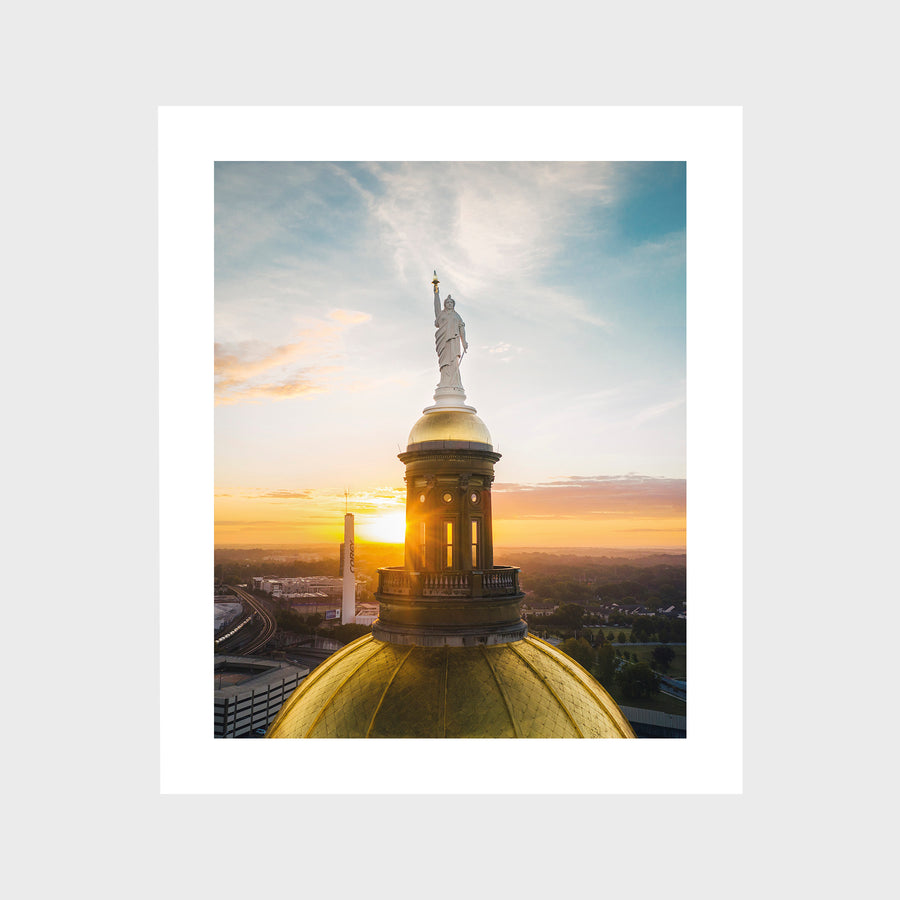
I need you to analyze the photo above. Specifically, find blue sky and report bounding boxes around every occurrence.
[214,161,686,547]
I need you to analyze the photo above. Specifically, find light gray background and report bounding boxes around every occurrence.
[5,3,889,897]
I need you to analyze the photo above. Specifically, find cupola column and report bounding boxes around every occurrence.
[400,445,498,575]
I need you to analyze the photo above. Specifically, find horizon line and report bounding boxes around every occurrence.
[214,542,687,552]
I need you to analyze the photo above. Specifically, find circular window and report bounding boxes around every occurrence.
[470,491,480,504]
[442,491,453,503]
[418,493,426,503]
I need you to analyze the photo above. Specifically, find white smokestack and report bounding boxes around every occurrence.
[342,513,355,624]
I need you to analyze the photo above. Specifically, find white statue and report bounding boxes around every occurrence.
[432,271,468,388]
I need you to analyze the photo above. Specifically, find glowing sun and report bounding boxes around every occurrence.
[363,511,406,544]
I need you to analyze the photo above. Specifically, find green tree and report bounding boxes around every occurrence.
[560,637,594,670]
[617,631,627,643]
[618,663,660,699]
[652,645,675,671]
[631,620,652,642]
[594,643,617,684]
[557,604,586,629]
[275,610,314,635]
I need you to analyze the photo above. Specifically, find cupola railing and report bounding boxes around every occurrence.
[377,566,520,599]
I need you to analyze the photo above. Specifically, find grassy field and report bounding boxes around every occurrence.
[618,643,687,680]
[582,629,687,680]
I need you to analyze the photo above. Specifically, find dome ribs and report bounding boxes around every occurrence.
[440,645,449,738]
[505,640,585,738]
[364,645,416,738]
[526,638,635,738]
[478,645,523,738]
[267,635,377,737]
[302,638,389,738]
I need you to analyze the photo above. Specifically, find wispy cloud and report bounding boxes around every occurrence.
[493,475,685,519]
[215,332,330,383]
[228,486,406,512]
[480,341,524,363]
[336,486,406,514]
[215,371,331,406]
[214,311,368,404]
[254,490,314,499]
[362,162,614,326]
[215,519,325,528]
[630,396,685,428]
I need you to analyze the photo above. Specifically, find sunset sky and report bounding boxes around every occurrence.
[214,161,685,549]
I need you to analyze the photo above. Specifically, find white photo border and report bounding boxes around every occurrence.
[159,106,742,794]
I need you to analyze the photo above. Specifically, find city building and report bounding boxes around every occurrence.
[214,656,309,738]
[266,274,635,738]
[617,705,686,738]
[354,603,379,626]
[251,575,361,602]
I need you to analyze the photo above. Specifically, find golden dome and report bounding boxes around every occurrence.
[266,633,635,738]
[407,408,492,448]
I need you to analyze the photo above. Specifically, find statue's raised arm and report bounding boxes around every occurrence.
[431,271,467,391]
[433,270,441,322]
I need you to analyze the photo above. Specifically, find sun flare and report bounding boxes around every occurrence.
[361,511,406,544]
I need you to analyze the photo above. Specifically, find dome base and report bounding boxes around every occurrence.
[371,617,528,647]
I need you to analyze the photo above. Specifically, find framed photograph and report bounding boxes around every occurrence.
[160,107,741,793]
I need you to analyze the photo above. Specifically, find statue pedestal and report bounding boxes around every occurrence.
[429,385,470,410]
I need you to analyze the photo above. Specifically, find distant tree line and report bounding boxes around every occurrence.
[216,558,339,584]
[618,615,685,643]
[275,610,323,634]
[529,604,685,643]
[213,543,405,587]
[520,563,686,608]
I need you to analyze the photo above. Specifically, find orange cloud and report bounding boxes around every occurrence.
[492,475,685,519]
[214,318,345,404]
[489,476,685,549]
[253,490,314,499]
[215,375,328,405]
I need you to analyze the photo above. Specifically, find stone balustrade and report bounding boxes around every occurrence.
[380,569,411,596]
[377,566,520,599]
[482,568,518,594]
